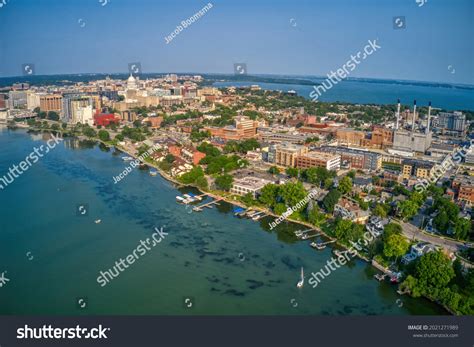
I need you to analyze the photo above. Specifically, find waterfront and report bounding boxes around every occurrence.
[0,129,446,315]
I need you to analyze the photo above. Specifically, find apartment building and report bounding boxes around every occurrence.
[452,175,474,205]
[401,159,435,179]
[275,143,309,167]
[295,151,341,171]
[319,146,382,171]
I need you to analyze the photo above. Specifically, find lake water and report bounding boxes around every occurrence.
[0,129,446,315]
[213,80,474,111]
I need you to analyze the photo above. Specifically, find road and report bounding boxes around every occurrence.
[396,219,468,253]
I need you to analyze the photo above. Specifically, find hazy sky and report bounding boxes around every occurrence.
[0,0,472,84]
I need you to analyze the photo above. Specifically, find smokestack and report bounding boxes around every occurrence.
[412,100,417,132]
[426,101,432,134]
[395,99,401,130]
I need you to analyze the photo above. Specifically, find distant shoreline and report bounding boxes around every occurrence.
[1,72,473,91]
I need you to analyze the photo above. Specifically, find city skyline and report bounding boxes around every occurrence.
[0,0,473,85]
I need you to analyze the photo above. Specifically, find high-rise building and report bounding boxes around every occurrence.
[71,102,94,125]
[0,94,6,109]
[26,91,41,110]
[436,111,466,136]
[8,91,27,109]
[39,94,62,112]
[62,93,93,123]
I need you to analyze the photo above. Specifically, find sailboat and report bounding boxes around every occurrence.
[297,267,304,288]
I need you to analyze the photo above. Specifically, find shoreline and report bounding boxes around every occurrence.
[12,127,453,315]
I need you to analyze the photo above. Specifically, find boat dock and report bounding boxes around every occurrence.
[193,198,223,212]
[310,240,336,250]
[176,193,207,204]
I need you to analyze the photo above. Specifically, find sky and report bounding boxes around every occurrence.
[0,0,473,84]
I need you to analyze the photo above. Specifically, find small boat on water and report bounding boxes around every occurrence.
[297,267,304,288]
[149,170,158,176]
[294,230,304,237]
[252,212,265,221]
[176,196,185,202]
[122,156,134,161]
[374,273,386,281]
[310,242,326,250]
[233,207,245,217]
[95,219,101,224]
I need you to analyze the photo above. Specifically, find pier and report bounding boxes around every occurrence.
[310,239,336,250]
[192,198,223,212]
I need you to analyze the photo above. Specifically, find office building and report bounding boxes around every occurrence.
[40,94,62,112]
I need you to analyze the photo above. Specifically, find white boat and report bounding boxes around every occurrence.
[122,156,134,161]
[149,170,158,176]
[252,212,265,221]
[176,196,185,202]
[297,267,304,288]
[310,242,326,250]
[95,219,101,224]
[294,230,304,237]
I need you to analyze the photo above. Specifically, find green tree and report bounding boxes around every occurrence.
[195,176,208,190]
[383,233,409,259]
[215,174,233,191]
[322,189,341,213]
[373,204,388,218]
[398,200,419,220]
[268,166,280,175]
[453,218,470,240]
[433,210,449,232]
[415,251,455,297]
[179,166,205,185]
[338,176,352,195]
[334,218,353,241]
[258,184,279,208]
[47,111,60,121]
[384,222,402,236]
[274,203,288,215]
[308,205,326,226]
[285,167,299,178]
[82,126,96,138]
[98,130,110,142]
[165,154,175,163]
[279,181,307,207]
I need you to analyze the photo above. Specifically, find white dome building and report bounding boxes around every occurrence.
[127,73,137,90]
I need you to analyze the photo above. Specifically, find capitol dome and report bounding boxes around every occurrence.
[127,73,137,90]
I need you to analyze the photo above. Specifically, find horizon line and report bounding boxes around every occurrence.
[1,71,473,89]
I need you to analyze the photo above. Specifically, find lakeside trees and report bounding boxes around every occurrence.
[322,189,341,213]
[215,174,233,191]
